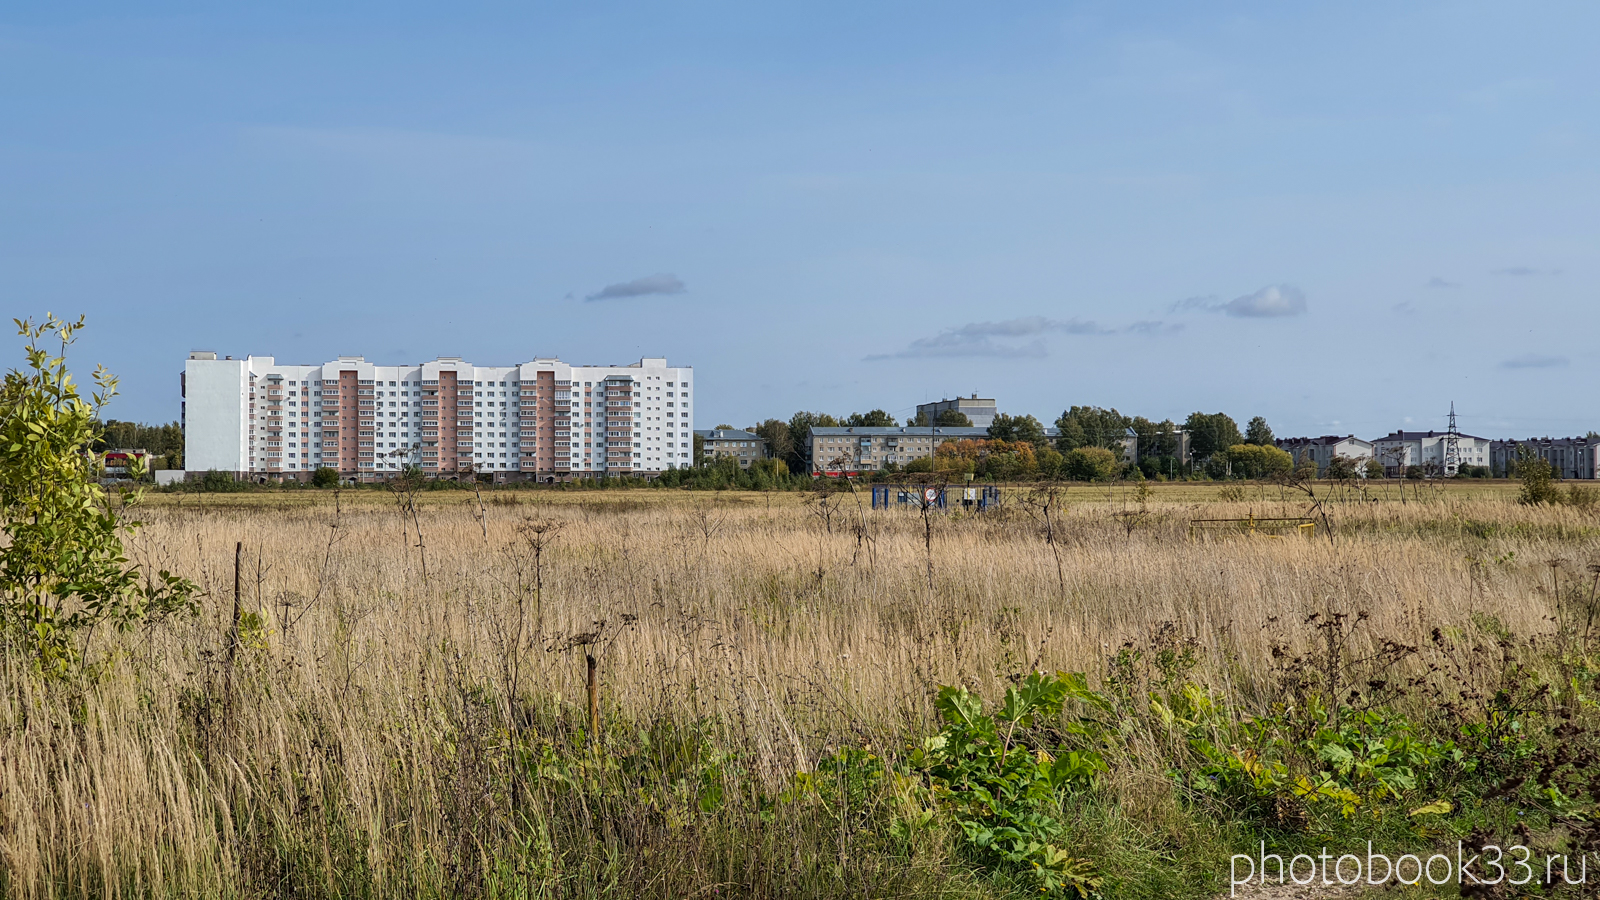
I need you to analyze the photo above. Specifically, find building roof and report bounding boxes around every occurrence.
[1277,435,1371,447]
[917,396,996,406]
[694,429,763,441]
[1372,430,1489,443]
[809,426,993,437]
[1491,436,1600,448]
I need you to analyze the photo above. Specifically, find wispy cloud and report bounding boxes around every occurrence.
[1494,266,1560,277]
[1172,284,1307,318]
[1222,284,1306,317]
[946,315,1101,337]
[866,315,1171,360]
[1501,353,1569,370]
[1426,277,1459,288]
[584,273,686,302]
[1126,320,1182,334]
[867,333,1049,360]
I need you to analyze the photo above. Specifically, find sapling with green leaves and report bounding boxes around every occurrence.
[0,315,197,679]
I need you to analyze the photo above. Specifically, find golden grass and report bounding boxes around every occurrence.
[2,484,1593,897]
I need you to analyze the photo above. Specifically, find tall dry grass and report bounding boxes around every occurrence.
[2,487,1594,897]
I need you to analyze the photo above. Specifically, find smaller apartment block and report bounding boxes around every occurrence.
[182,353,693,482]
[809,426,991,473]
[1490,437,1600,479]
[695,429,767,467]
[1275,435,1374,475]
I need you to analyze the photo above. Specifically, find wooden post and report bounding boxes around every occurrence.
[586,654,599,743]
[227,541,242,672]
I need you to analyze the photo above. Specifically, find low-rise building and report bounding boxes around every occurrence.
[916,395,997,428]
[1370,430,1491,476]
[696,429,767,468]
[809,426,990,473]
[1490,437,1600,479]
[101,449,154,482]
[1275,435,1374,475]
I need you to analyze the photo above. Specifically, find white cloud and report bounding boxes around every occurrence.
[1222,284,1306,317]
[1172,284,1307,318]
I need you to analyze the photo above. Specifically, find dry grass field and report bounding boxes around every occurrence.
[4,481,1597,898]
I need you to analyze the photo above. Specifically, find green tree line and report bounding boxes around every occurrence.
[93,419,184,469]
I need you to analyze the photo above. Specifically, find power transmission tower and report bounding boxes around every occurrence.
[1443,401,1461,477]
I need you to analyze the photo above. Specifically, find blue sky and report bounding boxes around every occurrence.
[4,2,1597,439]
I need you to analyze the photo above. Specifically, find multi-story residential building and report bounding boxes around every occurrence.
[1275,435,1375,475]
[809,426,991,473]
[1370,429,1491,476]
[695,429,767,467]
[1490,437,1600,479]
[182,352,692,482]
[916,395,997,428]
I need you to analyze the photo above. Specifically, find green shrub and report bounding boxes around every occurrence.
[1519,456,1559,504]
[1565,483,1598,511]
[1063,447,1118,482]
[1224,443,1293,480]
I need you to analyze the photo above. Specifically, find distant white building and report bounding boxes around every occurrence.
[1275,435,1374,475]
[182,352,693,482]
[1370,430,1491,476]
[916,395,998,428]
[1490,437,1600,479]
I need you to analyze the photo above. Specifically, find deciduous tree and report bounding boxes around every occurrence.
[1244,416,1274,446]
[785,411,839,473]
[989,413,1048,448]
[846,409,897,427]
[1184,412,1242,460]
[1053,406,1130,452]
[751,418,793,464]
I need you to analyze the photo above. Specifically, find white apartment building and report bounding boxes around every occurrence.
[182,353,693,482]
[1275,435,1375,475]
[1370,429,1491,476]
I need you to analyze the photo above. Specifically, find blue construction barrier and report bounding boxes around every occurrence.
[871,484,998,510]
